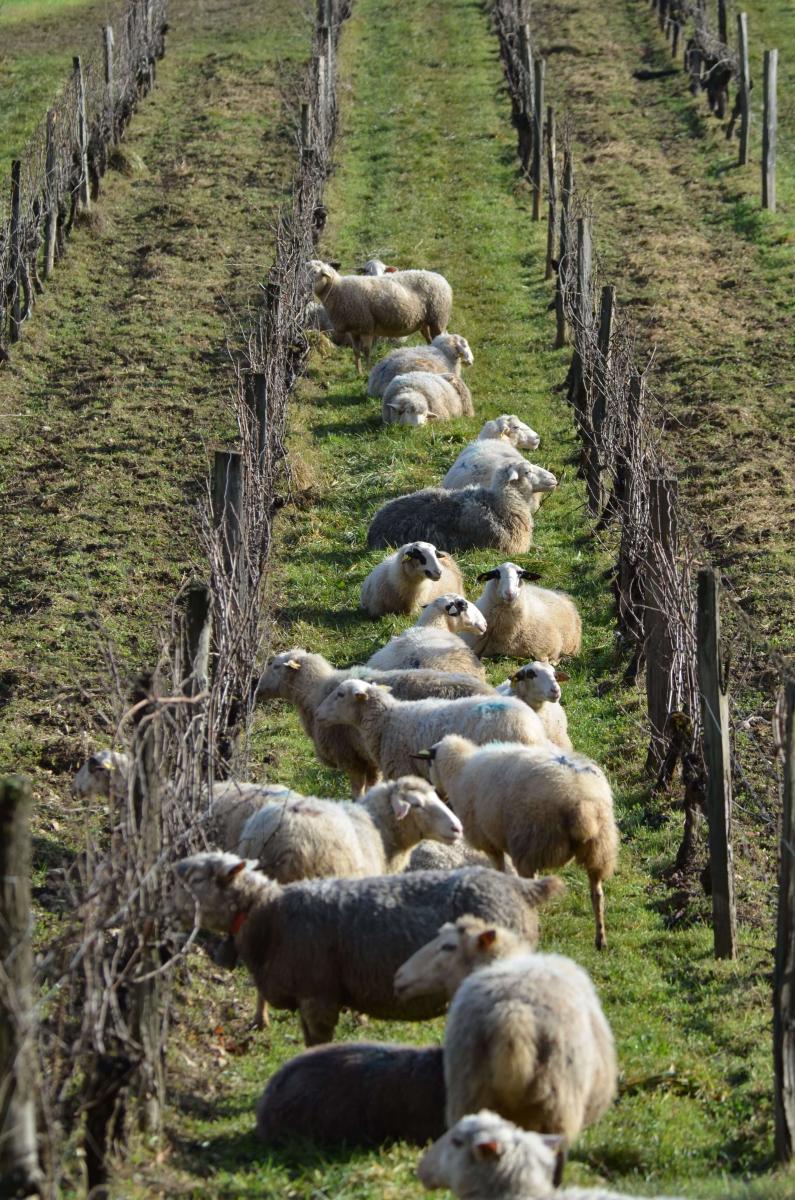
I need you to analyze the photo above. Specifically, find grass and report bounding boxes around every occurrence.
[115,0,794,1196]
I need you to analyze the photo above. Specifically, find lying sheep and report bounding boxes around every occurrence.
[417,735,619,949]
[307,259,452,373]
[367,462,543,555]
[71,748,130,797]
[497,661,572,751]
[478,414,540,448]
[367,594,487,678]
[237,775,462,879]
[419,1110,686,1200]
[444,449,555,516]
[173,852,563,1044]
[382,371,474,426]
[368,333,474,398]
[256,1041,445,1147]
[254,649,495,796]
[361,542,464,617]
[408,840,493,871]
[315,678,546,781]
[468,563,581,663]
[394,917,616,1137]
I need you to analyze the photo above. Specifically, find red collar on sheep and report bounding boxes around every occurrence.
[229,911,248,936]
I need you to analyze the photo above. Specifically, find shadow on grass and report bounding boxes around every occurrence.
[170,1127,375,1177]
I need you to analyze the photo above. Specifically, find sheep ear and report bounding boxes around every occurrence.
[386,402,401,411]
[285,659,301,671]
[520,570,541,582]
[385,265,398,273]
[477,569,499,582]
[556,671,570,682]
[426,412,440,420]
[411,748,433,761]
[402,552,414,562]
[220,861,248,885]
[392,796,412,821]
[473,1137,503,1161]
[436,550,449,558]
[328,259,342,270]
[477,928,498,950]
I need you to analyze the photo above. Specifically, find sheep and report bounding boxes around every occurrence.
[306,259,396,347]
[360,541,465,617]
[71,749,130,797]
[256,1041,445,1147]
[382,371,474,426]
[254,649,495,797]
[307,259,453,373]
[478,414,540,448]
[366,461,542,555]
[408,841,493,871]
[467,563,582,663]
[443,449,555,516]
[367,595,488,678]
[418,1111,687,1200]
[368,333,474,398]
[237,775,463,879]
[496,661,572,751]
[394,917,616,1137]
[416,735,619,949]
[314,678,547,781]
[172,852,564,1044]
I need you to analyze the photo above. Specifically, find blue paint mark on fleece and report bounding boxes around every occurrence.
[554,753,601,777]
[476,700,512,716]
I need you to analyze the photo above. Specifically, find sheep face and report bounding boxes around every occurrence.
[394,916,510,1002]
[315,678,379,726]
[255,649,308,700]
[493,414,541,450]
[424,594,488,636]
[387,777,464,845]
[387,395,433,426]
[476,562,540,604]
[173,852,261,934]
[400,542,446,583]
[71,749,129,797]
[417,1111,561,1194]
[512,661,566,705]
[433,333,474,366]
[527,464,558,495]
[306,259,337,297]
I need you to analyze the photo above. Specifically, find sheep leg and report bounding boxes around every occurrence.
[589,871,607,950]
[486,847,507,873]
[351,336,363,375]
[253,993,270,1029]
[420,323,433,343]
[298,996,341,1046]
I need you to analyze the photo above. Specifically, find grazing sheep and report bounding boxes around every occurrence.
[368,333,474,398]
[478,414,540,448]
[496,661,572,751]
[382,371,474,426]
[394,918,616,1137]
[417,735,619,949]
[307,259,453,373]
[367,595,488,678]
[254,649,495,796]
[173,853,563,1044]
[444,449,555,516]
[314,678,546,781]
[256,1041,445,1147]
[467,563,581,663]
[367,462,542,555]
[237,775,463,879]
[361,542,465,617]
[71,749,130,797]
[419,1111,686,1200]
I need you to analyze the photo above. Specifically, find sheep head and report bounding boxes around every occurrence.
[306,259,337,298]
[417,1111,565,1194]
[72,749,130,797]
[386,394,434,425]
[255,648,314,701]
[476,562,541,604]
[511,661,566,706]
[399,541,445,582]
[491,414,541,449]
[315,678,388,726]
[382,776,463,845]
[420,594,487,636]
[394,916,526,1003]
[172,852,268,935]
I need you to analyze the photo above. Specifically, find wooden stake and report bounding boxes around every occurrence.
[545,106,557,279]
[737,14,751,166]
[586,284,615,514]
[43,110,58,278]
[696,567,738,960]
[644,477,678,772]
[73,56,91,211]
[554,150,573,348]
[213,450,245,585]
[762,49,778,210]
[103,26,116,142]
[531,58,545,221]
[774,680,795,1160]
[718,0,728,45]
[9,161,22,343]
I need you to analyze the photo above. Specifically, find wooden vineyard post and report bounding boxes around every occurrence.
[248,372,268,471]
[213,449,246,611]
[737,14,751,166]
[44,111,58,278]
[518,24,534,172]
[545,106,557,280]
[644,477,678,775]
[569,215,593,430]
[73,56,91,212]
[554,150,573,348]
[718,0,728,44]
[301,100,313,162]
[696,567,738,960]
[774,680,795,1161]
[762,50,778,211]
[586,284,615,515]
[103,26,116,142]
[183,583,212,697]
[0,776,44,1198]
[9,161,22,343]
[531,58,545,221]
[317,54,327,141]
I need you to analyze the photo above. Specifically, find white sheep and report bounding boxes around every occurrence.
[496,661,572,750]
[418,1110,687,1200]
[237,775,462,879]
[307,259,453,373]
[444,449,555,517]
[314,678,546,781]
[417,735,619,949]
[394,917,617,1138]
[367,333,474,398]
[367,594,488,679]
[478,414,540,448]
[306,259,395,347]
[71,749,130,797]
[367,462,544,555]
[466,562,581,663]
[382,371,474,426]
[360,542,464,617]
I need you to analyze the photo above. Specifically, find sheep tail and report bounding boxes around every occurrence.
[519,874,565,908]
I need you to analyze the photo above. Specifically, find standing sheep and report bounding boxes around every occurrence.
[307,259,453,373]
[254,649,495,796]
[367,594,487,678]
[360,542,465,617]
[173,853,563,1044]
[306,258,393,347]
[467,563,581,663]
[497,661,572,751]
[418,1111,686,1200]
[315,679,547,780]
[368,333,474,397]
[416,735,619,949]
[236,775,463,879]
[256,1042,445,1147]
[366,462,543,555]
[394,917,616,1137]
[382,372,474,425]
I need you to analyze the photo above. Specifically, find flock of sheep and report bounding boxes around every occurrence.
[73,260,679,1198]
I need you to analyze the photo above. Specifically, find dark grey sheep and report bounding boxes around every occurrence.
[256,1042,445,1147]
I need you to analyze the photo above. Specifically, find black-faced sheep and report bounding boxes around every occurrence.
[467,562,581,662]
[368,333,474,397]
[360,542,465,617]
[496,661,572,751]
